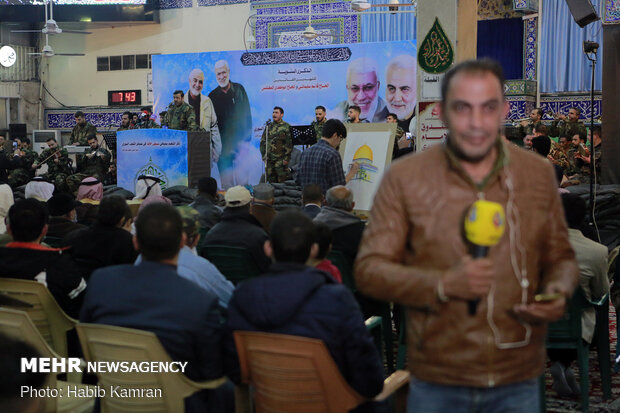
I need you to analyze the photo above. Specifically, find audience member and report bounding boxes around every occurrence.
[301,184,323,219]
[136,206,233,308]
[548,194,609,397]
[80,203,235,413]
[46,193,87,241]
[0,183,14,234]
[175,206,233,308]
[203,186,270,273]
[226,210,384,409]
[314,185,365,267]
[532,135,565,186]
[347,105,363,123]
[0,333,48,413]
[133,175,164,200]
[297,119,359,193]
[0,199,86,317]
[309,222,342,283]
[75,177,103,226]
[65,195,136,280]
[250,183,276,234]
[24,177,54,202]
[189,177,223,232]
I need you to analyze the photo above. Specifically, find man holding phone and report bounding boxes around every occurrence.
[355,59,578,412]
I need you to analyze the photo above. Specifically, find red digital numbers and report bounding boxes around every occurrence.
[113,92,123,103]
[124,92,136,102]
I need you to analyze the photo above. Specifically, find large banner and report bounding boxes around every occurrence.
[152,40,416,188]
[117,129,189,194]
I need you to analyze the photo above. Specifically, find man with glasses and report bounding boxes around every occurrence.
[332,57,388,123]
[297,119,359,193]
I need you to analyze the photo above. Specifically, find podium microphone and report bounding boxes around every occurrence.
[463,199,506,315]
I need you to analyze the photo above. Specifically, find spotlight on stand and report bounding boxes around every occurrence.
[583,40,599,54]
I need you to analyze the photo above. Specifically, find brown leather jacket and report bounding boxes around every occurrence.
[354,141,578,388]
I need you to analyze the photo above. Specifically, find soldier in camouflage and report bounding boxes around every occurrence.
[8,137,39,188]
[311,105,327,140]
[117,111,133,132]
[66,135,112,193]
[136,107,160,129]
[71,110,98,146]
[33,138,72,192]
[260,106,292,183]
[518,108,544,138]
[549,107,586,139]
[386,112,406,159]
[162,90,199,131]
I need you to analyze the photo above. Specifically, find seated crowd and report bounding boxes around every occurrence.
[0,110,615,413]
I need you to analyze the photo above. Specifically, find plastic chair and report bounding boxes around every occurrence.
[76,323,228,413]
[199,245,260,285]
[233,331,410,413]
[0,308,94,413]
[327,249,395,373]
[546,288,612,413]
[0,278,76,357]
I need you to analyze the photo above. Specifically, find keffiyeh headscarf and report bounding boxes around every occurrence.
[77,177,104,201]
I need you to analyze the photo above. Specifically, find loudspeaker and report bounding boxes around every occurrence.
[8,123,27,140]
[565,0,600,28]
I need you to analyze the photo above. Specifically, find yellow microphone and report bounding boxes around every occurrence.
[463,199,506,315]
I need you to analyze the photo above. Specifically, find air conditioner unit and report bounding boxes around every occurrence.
[32,130,61,155]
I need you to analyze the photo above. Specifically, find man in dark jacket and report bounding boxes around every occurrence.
[250,183,276,234]
[80,203,235,413]
[203,186,270,273]
[46,193,87,242]
[0,199,86,318]
[65,195,137,280]
[189,177,222,232]
[227,210,385,410]
[313,185,365,267]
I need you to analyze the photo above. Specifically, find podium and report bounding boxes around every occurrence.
[116,129,210,193]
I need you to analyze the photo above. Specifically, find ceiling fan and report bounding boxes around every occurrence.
[29,34,85,57]
[11,0,92,35]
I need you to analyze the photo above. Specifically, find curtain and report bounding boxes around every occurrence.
[540,0,603,93]
[361,2,416,43]
[477,18,524,80]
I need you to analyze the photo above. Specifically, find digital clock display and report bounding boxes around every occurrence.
[108,90,142,106]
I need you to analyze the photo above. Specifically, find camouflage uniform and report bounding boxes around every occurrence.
[71,122,98,146]
[35,147,72,191]
[392,126,406,159]
[136,119,160,129]
[517,120,542,138]
[66,146,112,193]
[260,120,292,183]
[8,148,38,188]
[549,120,586,139]
[547,143,570,174]
[162,102,199,131]
[177,205,201,237]
[117,125,131,132]
[311,119,326,139]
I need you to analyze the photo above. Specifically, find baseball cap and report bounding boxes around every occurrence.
[224,186,251,207]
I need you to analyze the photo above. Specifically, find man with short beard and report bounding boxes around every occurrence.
[297,119,359,193]
[549,107,586,138]
[355,59,577,412]
[209,60,252,188]
[184,68,222,176]
[117,111,132,132]
[385,54,417,133]
[311,105,327,139]
[518,108,544,138]
[332,57,388,123]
